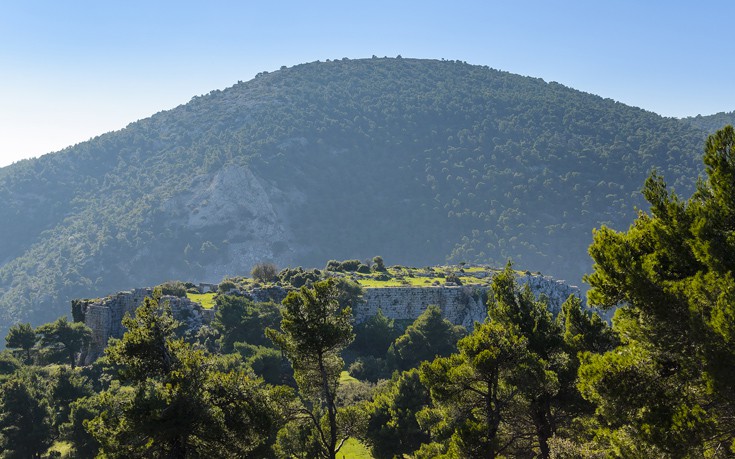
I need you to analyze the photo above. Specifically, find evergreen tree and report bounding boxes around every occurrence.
[580,126,735,455]
[35,317,91,368]
[387,305,465,371]
[418,320,530,458]
[0,377,52,458]
[213,295,281,352]
[88,289,280,458]
[364,369,431,459]
[5,323,36,364]
[267,279,362,459]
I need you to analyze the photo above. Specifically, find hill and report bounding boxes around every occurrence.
[682,110,735,133]
[0,57,712,335]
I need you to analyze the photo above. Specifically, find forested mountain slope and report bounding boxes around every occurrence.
[683,111,735,133]
[0,57,711,334]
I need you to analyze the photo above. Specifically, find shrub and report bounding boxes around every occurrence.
[218,279,237,293]
[445,273,462,285]
[251,262,278,283]
[158,281,187,297]
[278,267,321,288]
[339,259,362,272]
[372,256,387,272]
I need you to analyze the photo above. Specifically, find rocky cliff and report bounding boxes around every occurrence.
[74,272,580,363]
[75,289,214,364]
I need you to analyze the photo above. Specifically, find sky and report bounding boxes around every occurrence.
[1,1,733,167]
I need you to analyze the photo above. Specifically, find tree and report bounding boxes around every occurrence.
[416,264,613,459]
[0,377,52,458]
[349,308,399,358]
[488,263,613,458]
[266,279,359,459]
[419,320,531,458]
[580,126,735,455]
[372,256,387,272]
[365,369,431,459]
[213,295,281,352]
[251,262,278,283]
[387,305,465,371]
[48,366,93,437]
[5,323,36,364]
[35,317,91,368]
[89,289,281,458]
[60,394,103,458]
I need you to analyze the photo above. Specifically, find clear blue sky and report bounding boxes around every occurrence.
[1,1,733,167]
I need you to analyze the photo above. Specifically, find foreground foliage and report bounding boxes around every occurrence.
[578,125,735,456]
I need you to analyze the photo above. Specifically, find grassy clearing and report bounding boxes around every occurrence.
[47,441,73,458]
[339,370,359,385]
[339,438,374,459]
[186,292,217,309]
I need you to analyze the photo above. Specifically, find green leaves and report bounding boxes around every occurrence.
[580,125,735,456]
[91,291,281,458]
[267,279,361,459]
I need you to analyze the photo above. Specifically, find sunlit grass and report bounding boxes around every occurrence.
[340,370,359,385]
[186,292,217,309]
[47,441,73,458]
[339,438,373,459]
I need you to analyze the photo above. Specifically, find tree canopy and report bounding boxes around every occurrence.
[580,125,735,456]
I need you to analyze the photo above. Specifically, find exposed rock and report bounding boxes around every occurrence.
[77,289,213,364]
[74,271,580,364]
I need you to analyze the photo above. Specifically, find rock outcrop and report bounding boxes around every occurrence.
[75,289,214,364]
[74,271,580,363]
[356,273,579,329]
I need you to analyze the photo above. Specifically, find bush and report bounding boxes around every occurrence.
[278,267,321,288]
[218,279,237,294]
[349,356,390,382]
[372,256,387,272]
[339,259,362,272]
[251,262,278,283]
[158,281,187,297]
[445,273,462,285]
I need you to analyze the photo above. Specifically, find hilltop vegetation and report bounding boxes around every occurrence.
[683,110,735,133]
[0,57,714,335]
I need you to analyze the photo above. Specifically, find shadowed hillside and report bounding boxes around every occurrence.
[0,57,711,334]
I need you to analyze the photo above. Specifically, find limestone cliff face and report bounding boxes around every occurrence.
[76,289,214,364]
[157,164,303,282]
[75,272,580,363]
[356,273,579,329]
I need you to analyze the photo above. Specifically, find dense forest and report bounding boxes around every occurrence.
[1,127,734,457]
[0,57,713,339]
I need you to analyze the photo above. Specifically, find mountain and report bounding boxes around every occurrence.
[682,111,735,133]
[0,57,713,335]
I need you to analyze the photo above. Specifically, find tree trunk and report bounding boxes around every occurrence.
[318,352,337,459]
[531,397,552,459]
